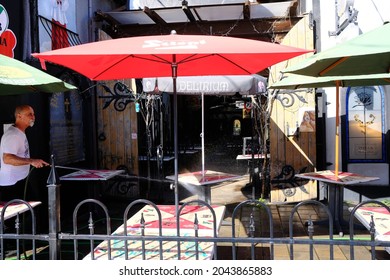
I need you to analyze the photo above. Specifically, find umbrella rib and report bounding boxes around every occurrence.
[214,54,252,74]
[29,86,39,92]
[92,55,173,79]
[175,53,204,64]
[319,57,349,76]
[178,54,252,74]
[92,53,253,79]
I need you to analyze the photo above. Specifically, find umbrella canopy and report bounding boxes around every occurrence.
[32,31,310,80]
[143,74,267,177]
[143,74,267,95]
[269,73,390,89]
[0,54,76,94]
[283,23,390,77]
[32,30,311,211]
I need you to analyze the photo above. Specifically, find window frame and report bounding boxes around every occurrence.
[346,85,386,163]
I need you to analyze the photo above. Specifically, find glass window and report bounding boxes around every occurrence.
[346,86,385,162]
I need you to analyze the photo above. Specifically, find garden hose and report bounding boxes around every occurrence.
[21,166,36,260]
[23,166,36,201]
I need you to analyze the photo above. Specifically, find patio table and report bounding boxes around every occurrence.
[0,201,42,221]
[166,170,242,204]
[59,169,125,181]
[83,204,226,260]
[58,169,127,227]
[352,206,390,254]
[295,170,379,236]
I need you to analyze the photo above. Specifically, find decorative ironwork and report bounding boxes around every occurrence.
[99,82,136,111]
[3,196,390,260]
[276,90,309,108]
[271,165,309,197]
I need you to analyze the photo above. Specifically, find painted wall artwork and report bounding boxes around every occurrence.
[299,109,316,132]
[0,2,20,58]
[38,0,76,52]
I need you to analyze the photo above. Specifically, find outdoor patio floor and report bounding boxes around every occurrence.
[4,171,388,260]
[181,174,390,260]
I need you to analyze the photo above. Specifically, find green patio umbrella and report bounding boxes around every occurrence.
[0,54,76,95]
[273,23,390,177]
[269,73,390,89]
[282,23,390,77]
[269,72,390,177]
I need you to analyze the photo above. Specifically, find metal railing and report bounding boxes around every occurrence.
[0,199,49,260]
[2,193,390,260]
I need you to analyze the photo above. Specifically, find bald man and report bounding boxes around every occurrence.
[0,105,49,200]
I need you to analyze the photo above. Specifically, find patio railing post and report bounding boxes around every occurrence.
[46,155,61,260]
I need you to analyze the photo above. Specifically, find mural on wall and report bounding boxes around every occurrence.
[0,4,17,57]
[51,0,70,49]
[38,0,75,52]
[347,86,384,161]
[299,108,316,132]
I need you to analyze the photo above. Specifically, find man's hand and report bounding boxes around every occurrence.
[3,153,49,168]
[30,158,50,168]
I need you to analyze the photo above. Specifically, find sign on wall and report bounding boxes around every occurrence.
[0,2,21,58]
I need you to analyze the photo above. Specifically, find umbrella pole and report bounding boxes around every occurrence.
[335,81,340,177]
[172,56,179,214]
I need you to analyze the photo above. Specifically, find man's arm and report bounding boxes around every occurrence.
[3,153,50,168]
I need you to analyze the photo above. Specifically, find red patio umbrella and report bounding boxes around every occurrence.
[32,30,311,211]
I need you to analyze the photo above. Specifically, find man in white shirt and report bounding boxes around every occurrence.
[0,105,49,201]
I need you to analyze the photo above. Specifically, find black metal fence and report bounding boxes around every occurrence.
[2,194,390,260]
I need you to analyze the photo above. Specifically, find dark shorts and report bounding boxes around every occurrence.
[0,179,28,202]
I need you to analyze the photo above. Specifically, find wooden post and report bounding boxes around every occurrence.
[335,81,340,177]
